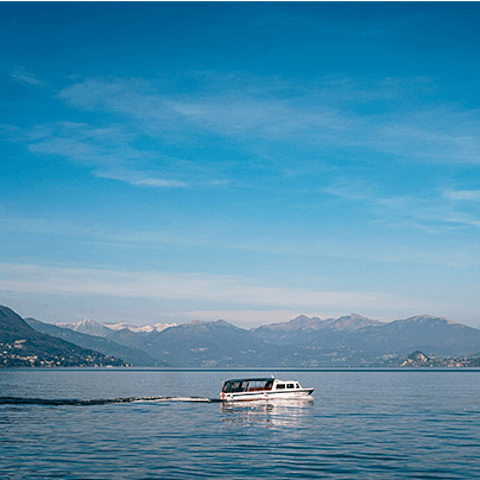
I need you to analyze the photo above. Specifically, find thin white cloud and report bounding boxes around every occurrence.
[5,72,480,198]
[58,78,136,108]
[0,263,408,311]
[321,178,372,200]
[94,169,189,188]
[57,75,480,165]
[59,78,352,141]
[9,67,44,86]
[374,109,480,164]
[2,121,198,189]
[320,176,480,236]
[374,194,480,230]
[2,208,479,269]
[444,189,480,201]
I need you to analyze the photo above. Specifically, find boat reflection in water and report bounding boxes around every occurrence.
[220,397,314,428]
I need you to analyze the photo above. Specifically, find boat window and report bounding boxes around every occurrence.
[296,383,300,388]
[248,380,268,391]
[223,381,248,393]
[276,383,285,389]
[287,383,294,389]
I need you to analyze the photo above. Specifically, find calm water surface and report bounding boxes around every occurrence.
[1,369,480,479]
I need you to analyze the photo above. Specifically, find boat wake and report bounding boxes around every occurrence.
[0,396,221,406]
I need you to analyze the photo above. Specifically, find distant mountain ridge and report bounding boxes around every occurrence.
[5,305,480,367]
[254,313,383,332]
[55,318,177,336]
[48,312,480,367]
[25,317,156,366]
[253,313,384,345]
[339,314,480,356]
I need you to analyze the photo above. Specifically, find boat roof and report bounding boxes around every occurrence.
[223,377,274,383]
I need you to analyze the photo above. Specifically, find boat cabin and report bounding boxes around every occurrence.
[222,377,302,393]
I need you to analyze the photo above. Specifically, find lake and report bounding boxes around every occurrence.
[2,369,480,479]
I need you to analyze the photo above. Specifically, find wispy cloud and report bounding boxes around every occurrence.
[57,74,480,165]
[3,203,480,269]
[19,122,141,167]
[374,109,480,164]
[2,121,203,189]
[374,193,480,230]
[0,263,409,311]
[321,175,480,236]
[4,71,480,196]
[59,77,352,142]
[94,169,189,188]
[443,189,480,201]
[9,66,45,86]
[321,178,372,200]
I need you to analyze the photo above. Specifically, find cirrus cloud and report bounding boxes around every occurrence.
[0,263,409,312]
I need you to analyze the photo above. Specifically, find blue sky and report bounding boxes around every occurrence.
[1,2,480,327]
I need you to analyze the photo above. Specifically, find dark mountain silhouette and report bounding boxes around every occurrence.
[0,306,126,367]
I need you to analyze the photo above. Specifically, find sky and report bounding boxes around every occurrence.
[1,2,480,328]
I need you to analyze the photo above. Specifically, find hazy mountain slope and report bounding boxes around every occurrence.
[104,328,155,350]
[339,315,480,356]
[0,306,126,367]
[253,314,384,345]
[141,320,278,367]
[26,317,156,366]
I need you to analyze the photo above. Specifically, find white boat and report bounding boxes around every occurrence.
[220,376,314,402]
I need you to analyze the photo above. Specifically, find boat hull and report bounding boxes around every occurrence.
[221,388,314,402]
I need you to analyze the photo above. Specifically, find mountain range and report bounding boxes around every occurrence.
[54,318,177,336]
[25,317,156,366]
[1,304,478,367]
[0,306,126,367]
